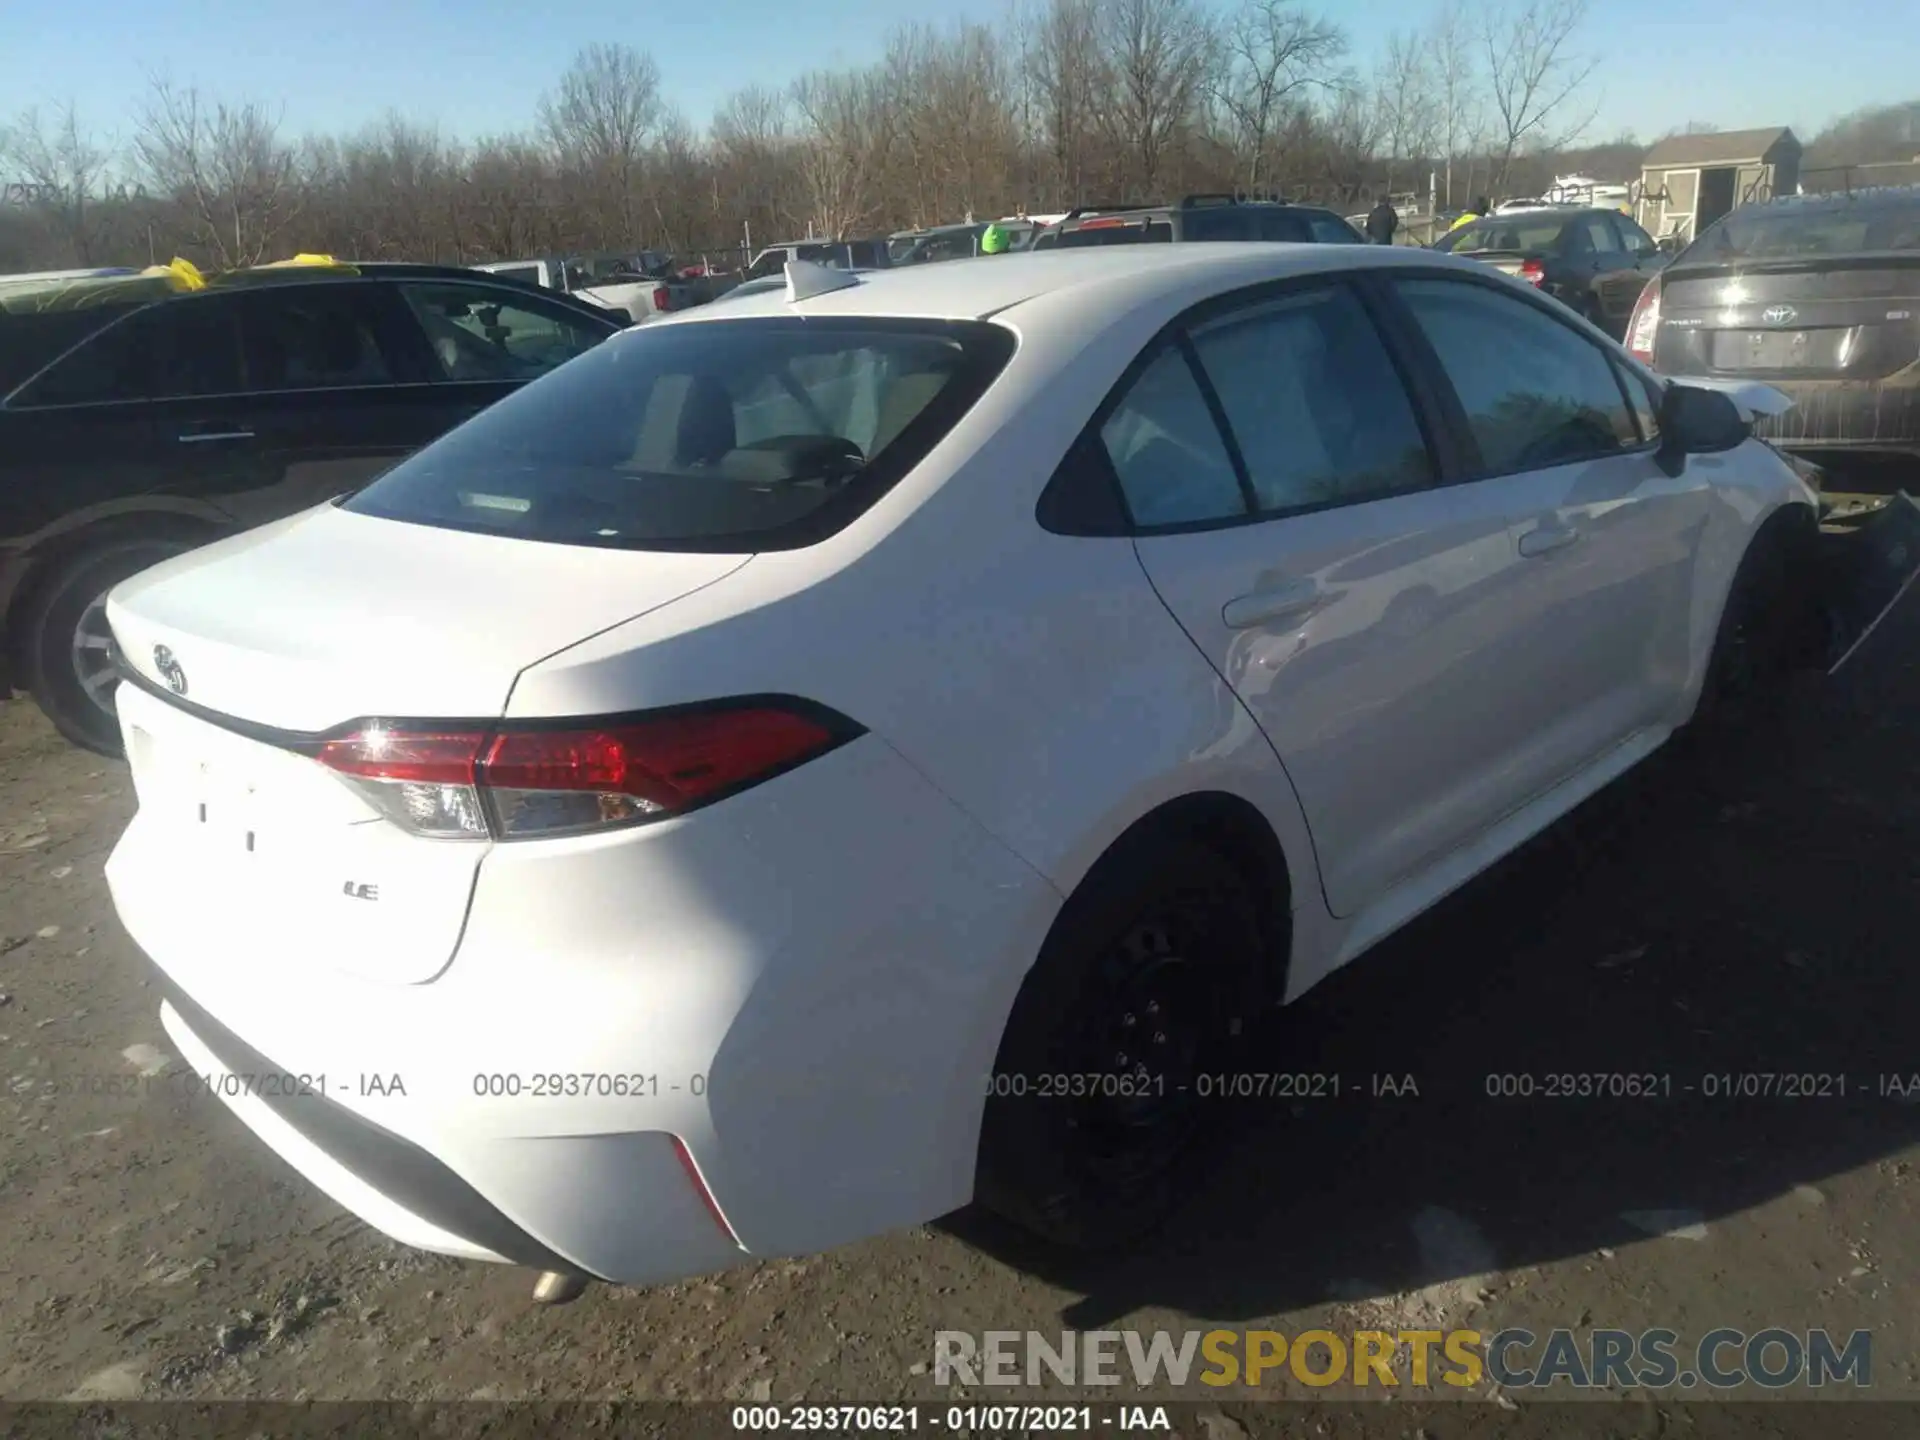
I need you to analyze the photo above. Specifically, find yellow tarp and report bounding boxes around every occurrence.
[138,257,206,290]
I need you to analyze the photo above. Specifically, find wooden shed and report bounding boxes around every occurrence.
[1635,127,1802,246]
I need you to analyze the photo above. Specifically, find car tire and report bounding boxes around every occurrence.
[1693,517,1820,731]
[975,833,1269,1251]
[20,539,196,757]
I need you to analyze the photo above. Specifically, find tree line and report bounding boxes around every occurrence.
[0,0,1912,276]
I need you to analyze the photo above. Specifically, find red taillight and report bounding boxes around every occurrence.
[317,728,485,786]
[313,702,853,840]
[651,285,672,311]
[1077,217,1127,230]
[1518,258,1546,286]
[1625,279,1662,364]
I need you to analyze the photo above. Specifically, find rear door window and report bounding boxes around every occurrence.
[1576,214,1618,255]
[241,287,401,393]
[1058,219,1173,246]
[1189,284,1435,513]
[13,295,245,406]
[1184,209,1259,242]
[1256,211,1312,243]
[344,317,1015,550]
[398,283,611,383]
[1305,213,1366,244]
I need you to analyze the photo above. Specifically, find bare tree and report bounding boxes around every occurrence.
[1481,0,1600,190]
[134,80,301,269]
[2,104,113,264]
[790,68,895,238]
[539,44,663,241]
[1026,0,1106,205]
[1096,0,1214,200]
[1212,0,1346,190]
[1373,30,1436,194]
[1427,0,1482,207]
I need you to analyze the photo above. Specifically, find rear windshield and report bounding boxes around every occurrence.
[344,316,1016,552]
[1437,216,1569,255]
[1684,198,1920,261]
[1057,219,1174,246]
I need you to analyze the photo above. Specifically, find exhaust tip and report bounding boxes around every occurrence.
[531,1270,590,1305]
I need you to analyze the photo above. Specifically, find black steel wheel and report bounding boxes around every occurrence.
[976,833,1270,1251]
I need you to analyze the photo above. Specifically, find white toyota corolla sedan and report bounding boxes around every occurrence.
[103,243,1818,1289]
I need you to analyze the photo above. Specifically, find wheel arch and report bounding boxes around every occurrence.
[1679,491,1821,721]
[1045,788,1297,1010]
[3,506,231,678]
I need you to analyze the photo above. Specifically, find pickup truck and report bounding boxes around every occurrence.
[741,239,893,280]
[473,253,715,322]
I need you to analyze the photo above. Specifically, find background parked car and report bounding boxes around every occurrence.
[887,219,1046,264]
[743,239,893,279]
[1030,194,1368,248]
[1624,186,1920,462]
[473,253,724,320]
[1429,205,1668,338]
[0,259,625,754]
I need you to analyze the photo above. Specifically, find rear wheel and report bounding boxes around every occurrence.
[21,539,198,756]
[976,835,1270,1251]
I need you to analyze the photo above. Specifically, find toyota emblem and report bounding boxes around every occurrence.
[1762,304,1798,325]
[153,645,187,696]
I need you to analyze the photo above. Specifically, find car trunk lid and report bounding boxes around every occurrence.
[105,503,751,985]
[1655,254,1920,381]
[1452,248,1539,278]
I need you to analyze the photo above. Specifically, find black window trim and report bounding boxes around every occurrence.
[1038,271,1467,539]
[1366,265,1663,481]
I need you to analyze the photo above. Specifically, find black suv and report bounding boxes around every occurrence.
[1032,194,1369,248]
[0,260,626,753]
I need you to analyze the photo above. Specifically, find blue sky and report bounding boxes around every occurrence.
[0,0,1910,155]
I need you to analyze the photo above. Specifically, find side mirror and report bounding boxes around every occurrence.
[1659,384,1749,463]
[1656,236,1681,255]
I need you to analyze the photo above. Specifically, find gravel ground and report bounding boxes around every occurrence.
[1,591,1916,1408]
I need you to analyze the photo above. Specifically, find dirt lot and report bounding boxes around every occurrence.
[1,591,1917,1408]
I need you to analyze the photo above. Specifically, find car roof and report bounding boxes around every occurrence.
[652,244,1477,326]
[1735,184,1920,216]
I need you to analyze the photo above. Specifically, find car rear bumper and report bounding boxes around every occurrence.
[157,981,603,1276]
[1749,370,1920,456]
[104,711,1061,1285]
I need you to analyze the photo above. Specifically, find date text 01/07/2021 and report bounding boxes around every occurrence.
[980,1072,1417,1099]
[729,1404,1172,1432]
[39,1071,407,1100]
[1482,1073,1920,1099]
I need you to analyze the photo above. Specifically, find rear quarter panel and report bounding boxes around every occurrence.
[496,288,1326,1238]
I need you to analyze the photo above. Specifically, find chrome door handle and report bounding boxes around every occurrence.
[1518,525,1580,558]
[177,428,254,443]
[1223,582,1321,629]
